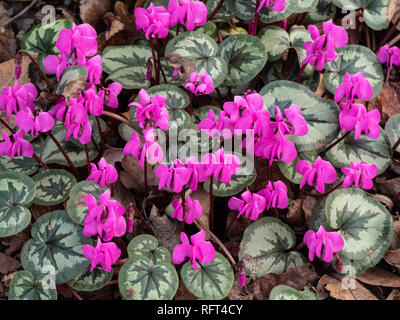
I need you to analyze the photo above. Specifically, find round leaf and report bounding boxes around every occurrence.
[102,45,153,89]
[69,267,113,292]
[239,217,307,278]
[324,45,384,99]
[306,0,337,23]
[32,169,77,206]
[325,188,393,266]
[258,26,290,62]
[295,0,318,13]
[127,234,171,263]
[206,0,237,20]
[0,156,38,176]
[218,34,267,86]
[180,252,234,300]
[0,171,35,238]
[324,129,392,175]
[385,113,400,152]
[9,271,57,301]
[21,210,91,284]
[118,256,179,300]
[269,285,317,300]
[67,181,107,225]
[260,80,340,153]
[165,32,228,87]
[21,19,73,71]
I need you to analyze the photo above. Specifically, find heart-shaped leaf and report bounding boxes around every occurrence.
[102,45,153,89]
[180,252,234,300]
[32,169,77,206]
[38,122,99,167]
[127,234,171,264]
[55,66,88,98]
[306,0,337,23]
[385,113,400,152]
[295,0,318,13]
[279,151,318,184]
[269,285,317,300]
[324,45,384,99]
[0,171,35,238]
[8,271,57,301]
[235,0,298,23]
[203,153,257,197]
[218,34,267,86]
[258,26,290,62]
[332,0,389,30]
[118,255,179,300]
[0,156,38,176]
[67,181,107,225]
[324,129,392,175]
[206,0,237,20]
[21,19,73,71]
[239,217,307,278]
[68,266,113,292]
[260,80,340,153]
[21,210,91,284]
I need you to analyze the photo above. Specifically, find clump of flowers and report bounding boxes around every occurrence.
[172,196,203,224]
[342,161,378,190]
[83,238,121,273]
[87,157,118,189]
[135,4,171,40]
[0,129,34,162]
[377,45,400,82]
[168,0,207,31]
[185,72,214,96]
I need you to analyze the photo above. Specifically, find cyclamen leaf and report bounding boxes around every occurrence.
[269,285,317,300]
[324,129,392,175]
[385,114,400,152]
[306,0,337,23]
[69,267,113,292]
[127,234,171,264]
[118,255,179,300]
[295,0,318,13]
[260,81,340,153]
[21,210,91,284]
[102,45,153,89]
[218,34,267,86]
[32,169,77,206]
[258,26,290,62]
[9,271,57,301]
[0,171,35,238]
[165,32,228,87]
[324,45,384,99]
[0,156,38,176]
[206,0,237,20]
[180,252,234,300]
[235,0,298,23]
[239,217,307,278]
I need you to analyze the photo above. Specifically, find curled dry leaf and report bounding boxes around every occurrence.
[317,274,378,300]
[286,199,304,225]
[356,267,400,288]
[368,83,400,122]
[166,53,196,84]
[0,4,16,63]
[80,0,113,29]
[120,156,157,195]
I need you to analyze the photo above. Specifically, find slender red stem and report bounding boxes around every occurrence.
[150,38,160,84]
[95,116,105,153]
[156,36,168,84]
[84,144,91,175]
[319,131,351,157]
[296,64,307,83]
[209,176,215,232]
[208,0,225,20]
[144,160,148,196]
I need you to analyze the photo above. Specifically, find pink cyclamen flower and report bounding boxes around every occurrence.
[155,159,190,193]
[339,103,381,140]
[172,230,216,271]
[172,196,203,225]
[377,45,400,76]
[257,180,289,211]
[134,4,171,40]
[168,0,207,31]
[297,156,337,194]
[341,161,378,190]
[201,148,241,184]
[334,72,373,109]
[84,86,105,117]
[303,226,344,263]
[129,89,169,131]
[105,82,123,109]
[87,157,118,189]
[272,105,308,137]
[0,129,34,162]
[123,128,164,168]
[302,20,348,71]
[83,189,127,242]
[15,108,54,137]
[185,72,214,96]
[257,0,286,13]
[254,132,297,166]
[83,237,121,273]
[228,189,266,221]
[0,81,37,119]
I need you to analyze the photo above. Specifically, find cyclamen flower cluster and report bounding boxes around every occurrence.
[135,0,207,40]
[377,45,400,77]
[228,181,288,221]
[302,19,348,71]
[185,72,214,96]
[198,92,308,166]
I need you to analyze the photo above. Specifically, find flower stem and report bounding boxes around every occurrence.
[144,160,148,196]
[180,189,187,233]
[207,0,225,20]
[18,50,54,92]
[156,36,168,84]
[84,144,91,175]
[392,136,400,155]
[251,0,260,36]
[95,116,105,153]
[102,111,142,134]
[187,91,194,116]
[319,131,351,157]
[150,38,160,84]
[296,64,307,83]
[176,24,180,36]
[209,175,215,232]
[46,131,80,179]
[386,68,391,84]
[303,181,344,198]
[195,219,236,267]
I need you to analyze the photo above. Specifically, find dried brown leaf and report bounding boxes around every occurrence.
[80,0,113,28]
[357,267,400,287]
[0,253,21,274]
[120,156,157,195]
